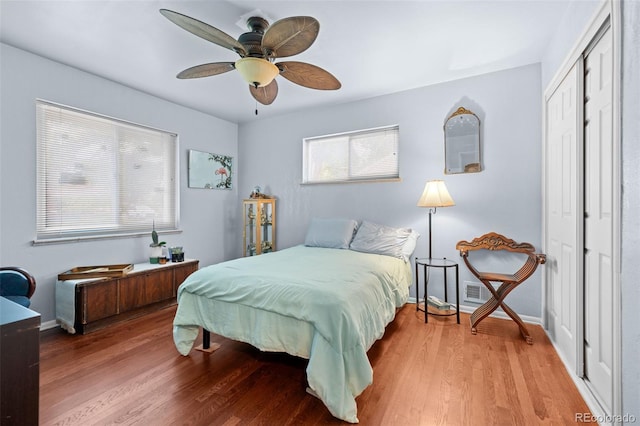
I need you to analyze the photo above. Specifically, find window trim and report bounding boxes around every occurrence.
[301,124,400,185]
[31,229,183,246]
[33,99,181,244]
[300,177,402,186]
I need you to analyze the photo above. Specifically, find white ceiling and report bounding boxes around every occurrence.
[0,1,581,124]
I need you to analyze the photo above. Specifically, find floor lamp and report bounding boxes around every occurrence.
[417,180,455,259]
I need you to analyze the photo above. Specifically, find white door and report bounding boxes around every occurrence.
[545,62,581,371]
[583,26,613,413]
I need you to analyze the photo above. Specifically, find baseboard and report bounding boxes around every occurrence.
[407,298,542,325]
[40,319,59,331]
[44,301,542,332]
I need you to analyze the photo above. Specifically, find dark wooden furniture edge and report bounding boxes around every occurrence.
[1,297,40,425]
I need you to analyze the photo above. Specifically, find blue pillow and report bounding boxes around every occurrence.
[350,221,418,261]
[304,218,358,249]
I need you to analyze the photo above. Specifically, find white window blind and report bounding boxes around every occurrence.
[36,100,178,241]
[302,125,399,184]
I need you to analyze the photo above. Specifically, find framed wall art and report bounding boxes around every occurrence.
[188,149,233,189]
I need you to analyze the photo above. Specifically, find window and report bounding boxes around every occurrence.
[302,125,399,184]
[35,100,178,242]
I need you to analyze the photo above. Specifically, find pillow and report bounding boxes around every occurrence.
[350,220,418,261]
[401,229,421,261]
[304,218,358,249]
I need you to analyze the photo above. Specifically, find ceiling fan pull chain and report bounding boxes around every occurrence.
[255,99,259,115]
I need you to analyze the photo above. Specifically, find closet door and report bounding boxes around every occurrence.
[583,26,613,414]
[544,5,618,419]
[544,61,581,372]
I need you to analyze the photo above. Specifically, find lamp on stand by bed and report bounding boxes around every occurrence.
[417,180,455,259]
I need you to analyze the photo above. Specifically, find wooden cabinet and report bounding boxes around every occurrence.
[80,279,118,323]
[243,198,276,256]
[1,298,40,425]
[118,268,173,312]
[72,260,198,334]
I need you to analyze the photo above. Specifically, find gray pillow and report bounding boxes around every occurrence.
[304,218,358,249]
[350,220,417,261]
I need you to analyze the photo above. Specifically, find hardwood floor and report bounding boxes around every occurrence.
[39,304,591,425]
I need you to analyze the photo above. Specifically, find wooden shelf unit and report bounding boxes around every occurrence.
[243,198,276,257]
[69,260,198,334]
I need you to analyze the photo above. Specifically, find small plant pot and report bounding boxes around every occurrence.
[150,245,163,264]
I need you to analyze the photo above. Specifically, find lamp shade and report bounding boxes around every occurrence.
[417,180,455,208]
[235,57,279,87]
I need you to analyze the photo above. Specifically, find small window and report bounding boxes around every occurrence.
[35,100,179,242]
[302,125,399,184]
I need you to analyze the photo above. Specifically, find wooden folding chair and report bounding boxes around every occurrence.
[456,232,546,344]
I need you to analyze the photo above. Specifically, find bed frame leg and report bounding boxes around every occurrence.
[194,328,221,353]
[203,329,210,349]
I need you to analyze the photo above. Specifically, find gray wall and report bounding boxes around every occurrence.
[0,43,239,323]
[541,0,604,89]
[238,63,544,318]
[621,0,640,420]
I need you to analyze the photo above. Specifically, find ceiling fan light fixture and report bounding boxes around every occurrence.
[235,57,279,87]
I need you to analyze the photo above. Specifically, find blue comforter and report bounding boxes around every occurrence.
[173,245,411,423]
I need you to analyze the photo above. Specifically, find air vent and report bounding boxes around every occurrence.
[464,281,490,303]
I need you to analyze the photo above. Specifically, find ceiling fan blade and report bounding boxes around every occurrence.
[277,61,341,90]
[249,80,278,105]
[262,16,319,58]
[160,9,246,56]
[176,62,235,79]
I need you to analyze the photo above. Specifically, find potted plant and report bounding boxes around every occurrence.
[170,246,184,263]
[149,222,166,264]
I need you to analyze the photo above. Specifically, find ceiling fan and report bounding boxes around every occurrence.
[159,9,341,107]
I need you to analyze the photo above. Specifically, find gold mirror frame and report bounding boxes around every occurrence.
[444,107,481,174]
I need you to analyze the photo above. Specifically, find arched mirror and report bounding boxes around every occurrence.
[444,107,481,174]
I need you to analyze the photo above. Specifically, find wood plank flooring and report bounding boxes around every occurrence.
[39,304,592,425]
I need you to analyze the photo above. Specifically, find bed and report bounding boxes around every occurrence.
[173,219,417,423]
